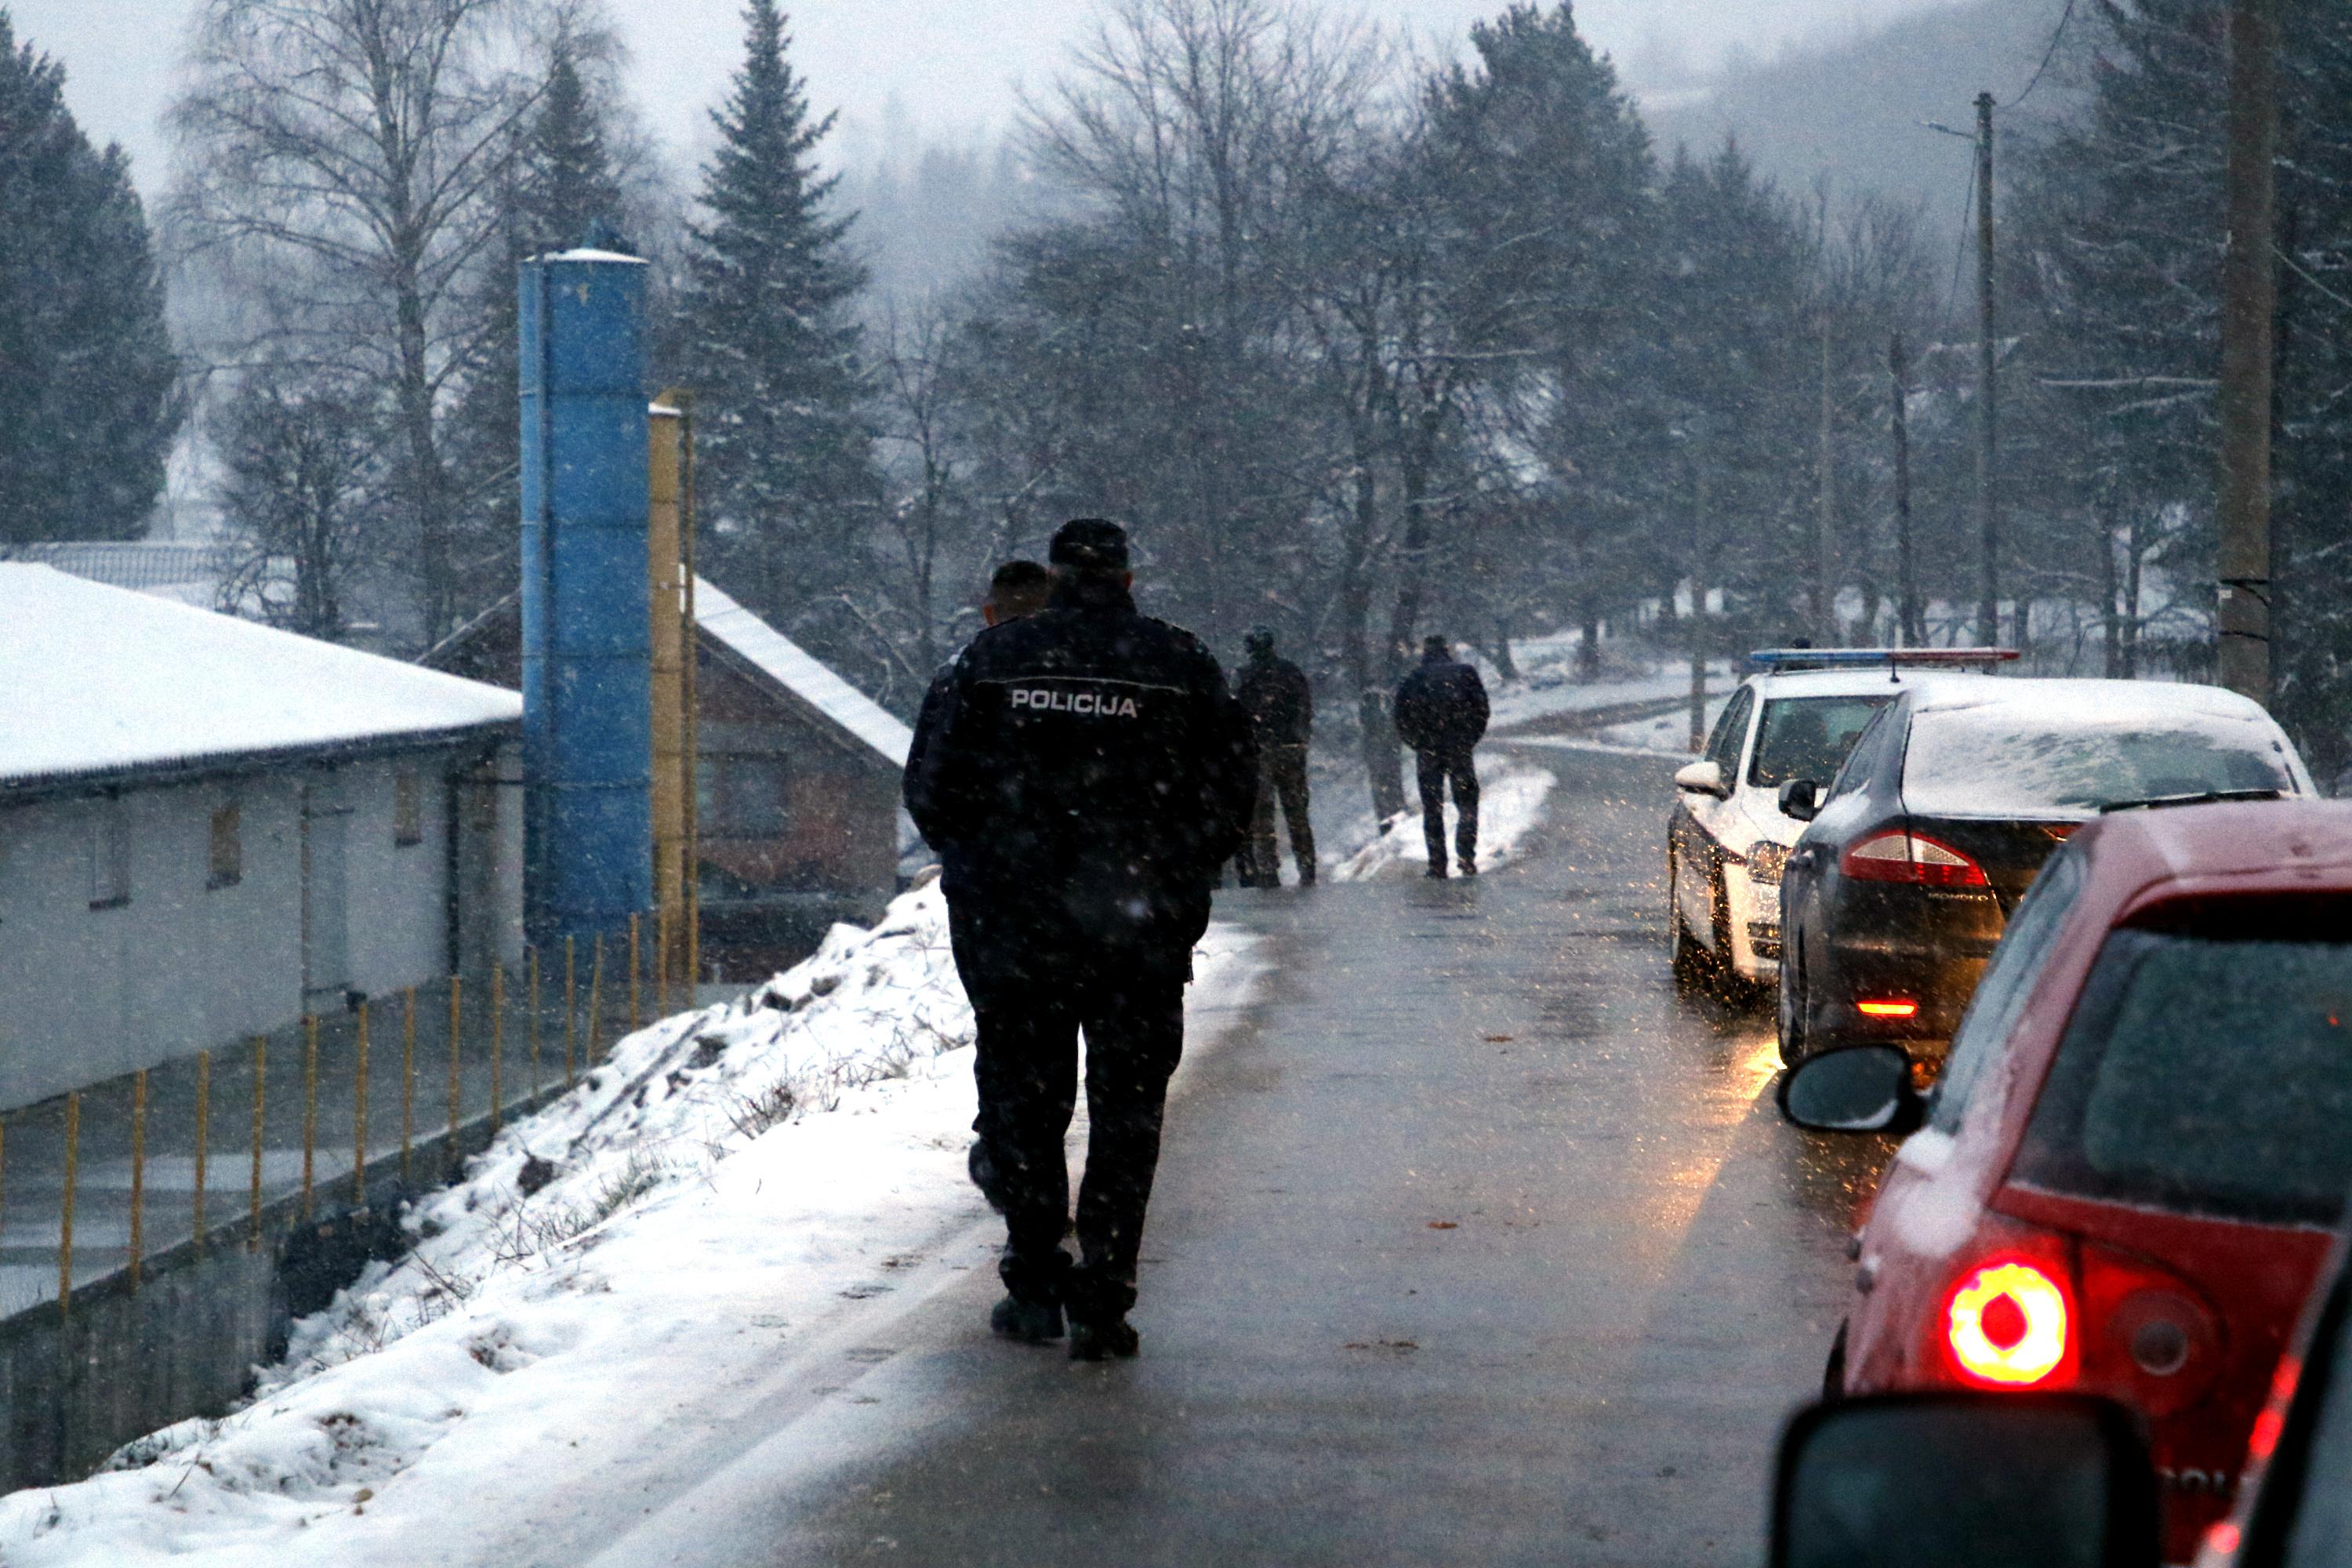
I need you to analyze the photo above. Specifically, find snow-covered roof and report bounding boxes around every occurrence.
[693,577,912,769]
[0,564,521,791]
[535,248,647,266]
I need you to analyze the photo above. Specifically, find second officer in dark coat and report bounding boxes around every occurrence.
[1234,627,1316,887]
[903,519,1256,1359]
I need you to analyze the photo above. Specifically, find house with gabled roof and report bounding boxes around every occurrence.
[424,576,911,980]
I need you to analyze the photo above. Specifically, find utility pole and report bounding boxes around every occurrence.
[1973,90,2002,649]
[1891,332,1921,647]
[1817,307,1838,646]
[2216,0,2277,702]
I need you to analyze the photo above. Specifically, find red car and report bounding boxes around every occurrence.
[1780,798,2352,1561]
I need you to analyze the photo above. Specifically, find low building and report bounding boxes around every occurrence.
[0,564,524,1111]
[426,577,912,980]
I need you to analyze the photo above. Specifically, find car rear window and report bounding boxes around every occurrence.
[2012,906,2352,1226]
[1747,695,1893,789]
[1902,706,2296,817]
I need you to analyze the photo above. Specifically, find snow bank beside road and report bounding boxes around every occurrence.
[1328,762,1555,882]
[0,884,1265,1568]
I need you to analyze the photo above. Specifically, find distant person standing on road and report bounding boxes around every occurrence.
[1393,635,1490,878]
[1235,627,1316,887]
[904,519,1257,1359]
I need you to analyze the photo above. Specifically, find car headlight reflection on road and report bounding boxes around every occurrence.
[1748,842,1790,887]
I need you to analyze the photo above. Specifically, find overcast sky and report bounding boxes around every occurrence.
[13,0,1962,196]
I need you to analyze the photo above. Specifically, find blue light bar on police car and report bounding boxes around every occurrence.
[1747,648,2021,672]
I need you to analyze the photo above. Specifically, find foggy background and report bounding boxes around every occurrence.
[20,0,2068,245]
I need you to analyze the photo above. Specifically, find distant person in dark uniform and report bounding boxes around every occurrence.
[904,520,1256,1359]
[906,561,1054,789]
[1234,627,1316,887]
[1393,635,1490,878]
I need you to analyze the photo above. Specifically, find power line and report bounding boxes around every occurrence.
[2005,0,2079,108]
[1945,161,1978,328]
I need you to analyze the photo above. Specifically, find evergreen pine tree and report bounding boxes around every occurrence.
[0,13,178,545]
[445,32,632,629]
[682,0,876,639]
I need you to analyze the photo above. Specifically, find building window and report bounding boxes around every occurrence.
[697,754,792,838]
[89,802,129,909]
[208,802,242,889]
[394,769,423,847]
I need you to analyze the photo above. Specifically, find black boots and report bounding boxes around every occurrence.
[1068,1314,1141,1361]
[990,1294,1065,1344]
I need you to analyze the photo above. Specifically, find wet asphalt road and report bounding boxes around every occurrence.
[644,744,1891,1567]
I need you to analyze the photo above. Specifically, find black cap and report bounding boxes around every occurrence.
[1050,518,1130,571]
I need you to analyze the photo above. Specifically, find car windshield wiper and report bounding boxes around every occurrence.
[2097,786,2285,814]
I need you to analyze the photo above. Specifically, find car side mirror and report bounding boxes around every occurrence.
[1773,1393,2158,1568]
[1778,778,1821,822]
[1778,1046,1924,1134]
[1674,759,1728,799]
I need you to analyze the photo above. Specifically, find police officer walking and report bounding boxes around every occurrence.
[1393,634,1490,878]
[903,520,1256,1359]
[1235,627,1316,887]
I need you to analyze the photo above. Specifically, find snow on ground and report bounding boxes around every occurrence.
[0,883,1265,1567]
[1479,633,1732,734]
[1589,691,1731,755]
[1327,763,1555,883]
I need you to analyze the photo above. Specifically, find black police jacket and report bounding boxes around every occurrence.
[1394,653,1490,753]
[1236,655,1313,747]
[903,578,1258,964]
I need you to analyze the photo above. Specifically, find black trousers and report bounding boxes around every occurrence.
[1247,743,1316,886]
[1414,746,1480,869]
[951,911,1186,1320]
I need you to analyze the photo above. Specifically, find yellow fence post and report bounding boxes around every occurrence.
[657,906,672,1021]
[446,975,463,1163]
[192,1050,210,1247]
[401,989,416,1187]
[564,936,577,1088]
[589,933,605,1066]
[58,1093,78,1322]
[489,964,505,1138]
[528,946,543,1101]
[129,1069,147,1291]
[353,1000,370,1206]
[301,1018,318,1220]
[249,1037,266,1250]
[629,913,641,1035]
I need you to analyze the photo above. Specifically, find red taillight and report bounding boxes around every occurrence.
[1946,1260,2070,1387]
[1841,829,1989,887]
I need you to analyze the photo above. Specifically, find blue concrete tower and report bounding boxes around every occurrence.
[519,248,653,944]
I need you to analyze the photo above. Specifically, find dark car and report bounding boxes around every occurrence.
[1775,677,2310,1065]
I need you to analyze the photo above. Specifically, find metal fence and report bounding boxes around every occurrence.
[0,917,677,1322]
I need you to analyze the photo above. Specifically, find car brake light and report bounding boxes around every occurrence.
[1841,829,1990,887]
[1857,1000,1919,1018]
[1946,1260,2070,1387]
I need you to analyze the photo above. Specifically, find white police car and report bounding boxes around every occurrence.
[1667,648,2016,990]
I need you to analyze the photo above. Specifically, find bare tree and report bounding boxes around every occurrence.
[169,0,588,647]
[872,300,987,678]
[215,360,383,641]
